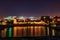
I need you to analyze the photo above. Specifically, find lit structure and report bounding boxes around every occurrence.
[0,16,60,37]
[18,16,26,22]
[29,16,38,21]
[13,16,47,25]
[4,16,16,20]
[0,16,59,25]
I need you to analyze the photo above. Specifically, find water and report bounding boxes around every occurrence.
[13,26,46,37]
[8,27,13,37]
[1,25,60,40]
[1,26,49,37]
[1,28,7,37]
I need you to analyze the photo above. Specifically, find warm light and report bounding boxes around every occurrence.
[52,29,55,36]
[2,22,6,25]
[57,18,60,21]
[39,20,46,24]
[13,18,17,24]
[43,17,46,19]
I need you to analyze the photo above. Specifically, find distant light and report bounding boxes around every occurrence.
[29,16,37,20]
[43,17,46,19]
[18,16,25,20]
[29,17,34,18]
[4,16,16,20]
[50,16,52,18]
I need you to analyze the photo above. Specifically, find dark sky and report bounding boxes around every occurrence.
[0,0,60,17]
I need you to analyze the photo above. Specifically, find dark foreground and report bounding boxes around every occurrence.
[0,36,60,40]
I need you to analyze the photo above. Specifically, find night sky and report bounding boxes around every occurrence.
[0,0,60,17]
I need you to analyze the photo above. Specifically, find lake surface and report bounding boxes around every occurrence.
[1,26,57,37]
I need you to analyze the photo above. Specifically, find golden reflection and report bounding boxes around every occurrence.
[13,26,46,37]
[52,29,55,36]
[35,26,41,36]
[30,26,33,37]
[47,27,49,36]
[1,28,7,37]
[13,27,17,37]
[13,26,23,37]
[40,26,46,36]
[23,26,27,37]
[34,26,46,36]
[17,26,23,37]
[0,26,57,37]
[27,26,33,37]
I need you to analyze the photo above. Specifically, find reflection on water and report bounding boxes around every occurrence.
[8,27,13,37]
[13,26,46,37]
[52,29,55,36]
[1,26,57,37]
[13,27,23,37]
[1,28,7,37]
[34,26,46,36]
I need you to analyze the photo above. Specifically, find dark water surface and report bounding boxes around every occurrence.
[1,26,48,37]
